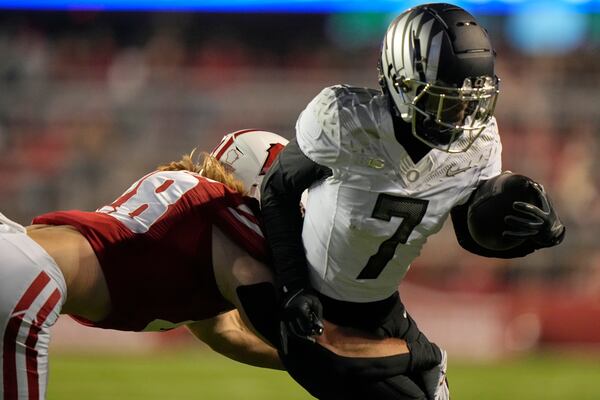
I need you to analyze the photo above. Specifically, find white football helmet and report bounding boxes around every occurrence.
[210,129,288,201]
[379,3,499,153]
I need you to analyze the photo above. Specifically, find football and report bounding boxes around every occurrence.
[467,172,542,251]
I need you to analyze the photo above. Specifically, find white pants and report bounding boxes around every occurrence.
[0,214,66,400]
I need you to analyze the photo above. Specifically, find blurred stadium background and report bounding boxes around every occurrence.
[0,0,599,398]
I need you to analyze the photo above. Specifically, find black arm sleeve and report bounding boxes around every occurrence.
[260,138,332,291]
[451,193,537,259]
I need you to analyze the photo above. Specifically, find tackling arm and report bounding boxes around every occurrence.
[187,310,283,370]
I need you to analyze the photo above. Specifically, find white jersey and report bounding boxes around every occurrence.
[297,85,502,302]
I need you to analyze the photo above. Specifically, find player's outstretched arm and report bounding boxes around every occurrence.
[187,310,283,370]
[210,225,284,365]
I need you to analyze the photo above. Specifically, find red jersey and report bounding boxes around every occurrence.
[33,170,268,332]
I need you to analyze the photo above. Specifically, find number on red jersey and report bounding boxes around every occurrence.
[97,171,200,233]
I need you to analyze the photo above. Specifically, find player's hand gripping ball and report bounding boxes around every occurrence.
[467,172,543,251]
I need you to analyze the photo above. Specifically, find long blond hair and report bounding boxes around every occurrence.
[157,149,246,195]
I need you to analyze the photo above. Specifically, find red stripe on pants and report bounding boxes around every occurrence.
[3,272,50,400]
[25,289,62,400]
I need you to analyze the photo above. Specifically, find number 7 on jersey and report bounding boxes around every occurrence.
[357,194,429,280]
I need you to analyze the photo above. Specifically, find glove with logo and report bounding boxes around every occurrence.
[504,181,565,248]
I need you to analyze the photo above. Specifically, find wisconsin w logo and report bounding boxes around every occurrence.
[259,143,285,176]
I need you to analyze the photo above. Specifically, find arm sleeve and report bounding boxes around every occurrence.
[260,138,332,291]
[451,188,537,259]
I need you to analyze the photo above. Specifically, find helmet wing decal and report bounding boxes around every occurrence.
[425,31,443,83]
[259,143,285,176]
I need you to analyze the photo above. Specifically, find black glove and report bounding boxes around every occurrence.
[504,182,565,248]
[417,348,449,400]
[280,287,324,353]
[407,335,448,400]
[406,334,442,373]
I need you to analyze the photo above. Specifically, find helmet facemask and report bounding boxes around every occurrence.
[405,75,499,152]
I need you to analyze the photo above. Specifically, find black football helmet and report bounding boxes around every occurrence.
[379,3,499,152]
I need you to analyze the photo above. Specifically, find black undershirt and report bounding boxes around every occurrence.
[390,104,432,164]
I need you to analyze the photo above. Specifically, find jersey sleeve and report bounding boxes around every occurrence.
[477,117,503,181]
[456,117,503,205]
[450,118,540,258]
[296,86,344,168]
[212,196,269,263]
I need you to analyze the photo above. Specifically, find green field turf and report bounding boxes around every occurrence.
[47,349,600,400]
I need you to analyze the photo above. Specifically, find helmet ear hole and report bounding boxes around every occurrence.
[210,130,289,200]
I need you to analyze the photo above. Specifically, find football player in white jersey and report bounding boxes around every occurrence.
[260,3,565,399]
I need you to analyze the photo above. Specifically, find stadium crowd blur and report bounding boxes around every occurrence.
[0,10,598,351]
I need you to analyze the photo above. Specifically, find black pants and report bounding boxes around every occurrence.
[238,283,431,400]
[280,291,430,400]
[318,291,422,341]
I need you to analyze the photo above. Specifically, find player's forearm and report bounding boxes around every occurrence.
[210,328,284,370]
[260,164,310,289]
[187,314,284,370]
[259,202,309,289]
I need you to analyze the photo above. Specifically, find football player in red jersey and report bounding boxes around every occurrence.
[1,128,441,400]
[0,130,290,400]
